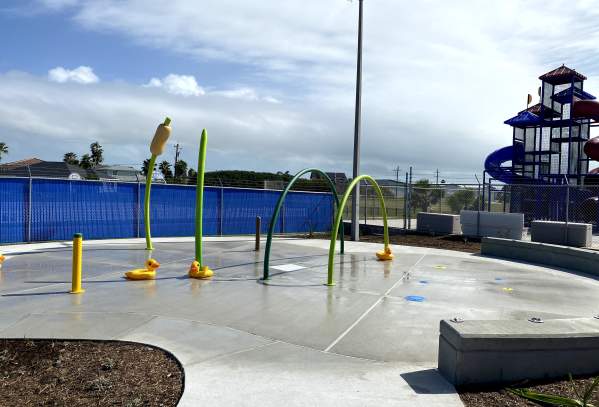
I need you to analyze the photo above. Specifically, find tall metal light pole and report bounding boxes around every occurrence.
[351,0,364,241]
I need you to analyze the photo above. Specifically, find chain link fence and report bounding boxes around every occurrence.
[350,182,599,249]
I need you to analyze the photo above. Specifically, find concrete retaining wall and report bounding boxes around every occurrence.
[481,237,599,277]
[460,211,524,239]
[417,213,461,235]
[531,220,592,248]
[438,318,599,386]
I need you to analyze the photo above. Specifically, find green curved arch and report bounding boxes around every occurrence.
[263,168,344,280]
[327,175,390,286]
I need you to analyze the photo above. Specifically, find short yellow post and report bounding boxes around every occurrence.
[70,233,84,294]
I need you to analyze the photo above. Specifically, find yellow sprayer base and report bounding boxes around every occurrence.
[189,265,214,279]
[376,248,394,261]
[125,270,156,280]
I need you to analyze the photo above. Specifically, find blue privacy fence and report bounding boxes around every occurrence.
[0,178,334,244]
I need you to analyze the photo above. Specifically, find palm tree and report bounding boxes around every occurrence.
[80,154,92,169]
[174,160,188,179]
[141,158,157,176]
[90,142,104,167]
[0,142,7,162]
[159,160,173,179]
[63,152,79,165]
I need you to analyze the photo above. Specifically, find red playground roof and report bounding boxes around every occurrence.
[539,65,586,84]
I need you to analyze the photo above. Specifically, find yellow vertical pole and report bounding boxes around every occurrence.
[70,233,84,294]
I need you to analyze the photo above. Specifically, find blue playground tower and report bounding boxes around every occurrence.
[486,65,596,185]
[484,65,599,223]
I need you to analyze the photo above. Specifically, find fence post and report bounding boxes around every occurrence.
[364,184,368,224]
[408,167,413,229]
[255,216,261,251]
[27,174,32,243]
[281,198,286,233]
[136,181,141,238]
[219,178,224,236]
[403,172,408,230]
[564,180,569,245]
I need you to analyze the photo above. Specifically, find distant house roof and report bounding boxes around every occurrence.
[94,165,142,182]
[0,159,95,179]
[0,157,43,170]
[310,172,348,183]
[375,179,405,187]
[539,65,586,85]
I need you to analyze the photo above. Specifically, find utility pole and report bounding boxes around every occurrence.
[174,143,181,175]
[351,0,364,242]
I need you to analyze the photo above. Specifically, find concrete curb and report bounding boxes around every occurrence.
[481,237,599,278]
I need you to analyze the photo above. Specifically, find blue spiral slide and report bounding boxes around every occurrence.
[484,143,526,184]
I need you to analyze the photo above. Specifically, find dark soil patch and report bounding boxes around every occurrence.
[0,339,184,406]
[459,375,599,406]
[295,232,480,253]
[361,233,480,253]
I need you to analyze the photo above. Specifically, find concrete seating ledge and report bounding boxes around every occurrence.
[481,237,599,278]
[417,212,461,235]
[438,318,599,386]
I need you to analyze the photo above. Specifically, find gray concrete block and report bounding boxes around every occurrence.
[481,237,599,278]
[417,213,461,235]
[460,211,524,239]
[438,318,599,386]
[531,220,592,247]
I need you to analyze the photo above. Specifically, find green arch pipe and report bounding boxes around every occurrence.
[195,129,208,266]
[327,175,390,286]
[263,168,344,280]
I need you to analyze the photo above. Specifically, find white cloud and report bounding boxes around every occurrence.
[48,66,99,84]
[145,74,205,96]
[210,87,281,103]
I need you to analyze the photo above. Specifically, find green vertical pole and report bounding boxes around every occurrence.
[195,129,208,266]
[144,154,157,251]
[144,117,171,251]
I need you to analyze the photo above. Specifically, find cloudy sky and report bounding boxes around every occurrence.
[1,0,599,182]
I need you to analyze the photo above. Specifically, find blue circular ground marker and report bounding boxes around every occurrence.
[419,280,428,284]
[495,277,503,281]
[405,295,425,302]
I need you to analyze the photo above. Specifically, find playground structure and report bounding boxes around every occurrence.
[485,65,599,224]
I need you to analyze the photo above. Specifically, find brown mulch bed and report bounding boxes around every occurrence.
[296,232,481,253]
[459,375,599,406]
[0,339,184,406]
[360,233,480,253]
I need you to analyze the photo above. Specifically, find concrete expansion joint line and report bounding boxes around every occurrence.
[186,341,282,367]
[323,254,427,353]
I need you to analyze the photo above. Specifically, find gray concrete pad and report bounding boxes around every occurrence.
[180,341,461,407]
[1,236,598,405]
[0,312,154,339]
[120,316,275,366]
